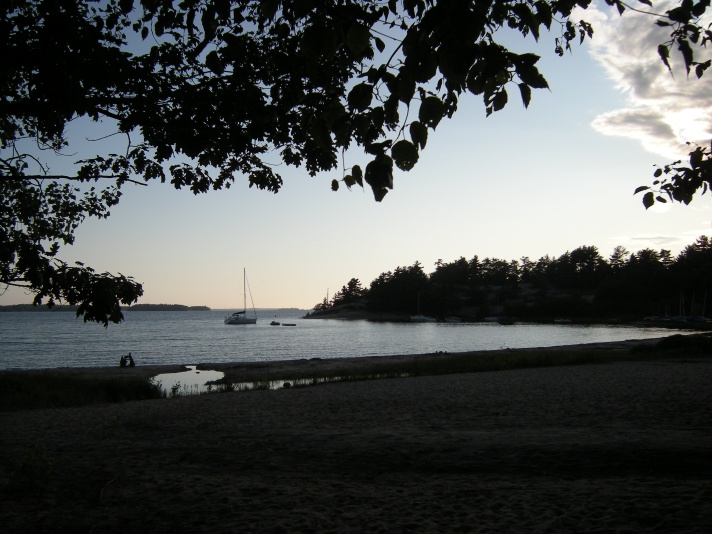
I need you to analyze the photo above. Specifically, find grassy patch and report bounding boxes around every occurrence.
[222,337,712,390]
[0,372,165,412]
[270,349,618,387]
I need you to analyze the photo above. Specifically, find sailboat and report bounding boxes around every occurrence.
[224,268,258,325]
[409,291,436,322]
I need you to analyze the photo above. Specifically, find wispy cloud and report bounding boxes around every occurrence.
[579,2,712,160]
[614,231,703,254]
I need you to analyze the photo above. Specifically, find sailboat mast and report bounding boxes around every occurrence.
[243,268,247,311]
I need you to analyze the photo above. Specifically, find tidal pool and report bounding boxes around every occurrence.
[152,365,224,396]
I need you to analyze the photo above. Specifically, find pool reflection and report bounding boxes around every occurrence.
[152,365,224,396]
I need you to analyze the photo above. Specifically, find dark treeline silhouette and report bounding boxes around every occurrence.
[311,236,712,322]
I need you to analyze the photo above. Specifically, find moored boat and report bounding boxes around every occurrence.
[225,268,257,325]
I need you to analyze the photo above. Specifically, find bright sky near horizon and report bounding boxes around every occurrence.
[2,1,712,311]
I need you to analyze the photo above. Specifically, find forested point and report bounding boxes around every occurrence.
[309,236,712,323]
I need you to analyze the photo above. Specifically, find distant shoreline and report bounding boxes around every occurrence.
[303,307,712,329]
[0,303,211,312]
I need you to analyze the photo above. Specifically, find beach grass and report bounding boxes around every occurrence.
[220,333,712,390]
[0,371,165,411]
[271,349,700,387]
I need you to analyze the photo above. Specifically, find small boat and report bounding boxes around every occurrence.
[282,323,297,327]
[270,321,281,326]
[224,268,257,325]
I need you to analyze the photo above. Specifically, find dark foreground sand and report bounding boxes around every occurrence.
[1,353,711,533]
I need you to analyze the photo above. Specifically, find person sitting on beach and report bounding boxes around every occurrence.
[119,355,127,368]
[127,353,135,367]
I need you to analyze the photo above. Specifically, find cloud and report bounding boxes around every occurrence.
[628,234,685,247]
[615,231,709,254]
[579,1,712,159]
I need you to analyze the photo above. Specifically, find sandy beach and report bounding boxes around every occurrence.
[1,351,711,533]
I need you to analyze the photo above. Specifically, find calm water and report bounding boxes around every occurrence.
[0,309,685,370]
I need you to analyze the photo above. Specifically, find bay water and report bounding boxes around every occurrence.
[0,309,684,371]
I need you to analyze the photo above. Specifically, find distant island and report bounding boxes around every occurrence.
[0,304,211,312]
[128,304,211,311]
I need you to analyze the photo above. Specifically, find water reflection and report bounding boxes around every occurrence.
[150,371,391,397]
[152,365,224,396]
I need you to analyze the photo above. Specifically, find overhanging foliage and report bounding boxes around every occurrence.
[1,0,710,324]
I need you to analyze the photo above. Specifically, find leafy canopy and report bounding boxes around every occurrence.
[1,0,710,325]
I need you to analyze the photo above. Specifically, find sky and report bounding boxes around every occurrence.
[2,1,712,310]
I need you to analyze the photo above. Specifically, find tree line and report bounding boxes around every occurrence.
[313,236,712,321]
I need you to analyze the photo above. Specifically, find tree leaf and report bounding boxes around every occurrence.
[634,186,649,194]
[517,64,549,89]
[346,23,371,55]
[690,146,704,167]
[492,89,508,112]
[642,191,655,209]
[365,139,392,156]
[409,121,428,149]
[418,96,444,128]
[396,72,416,104]
[667,6,692,23]
[678,39,694,74]
[119,0,134,14]
[347,83,373,111]
[658,44,672,72]
[391,140,419,171]
[365,155,393,201]
[692,0,709,17]
[352,164,364,187]
[331,179,339,191]
[518,83,531,108]
[695,60,711,79]
[205,50,224,74]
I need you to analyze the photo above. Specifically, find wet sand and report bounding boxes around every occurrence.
[1,349,711,532]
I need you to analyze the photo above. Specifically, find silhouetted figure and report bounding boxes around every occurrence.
[127,352,135,367]
[119,355,127,368]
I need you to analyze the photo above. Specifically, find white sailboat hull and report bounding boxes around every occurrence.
[224,313,257,325]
